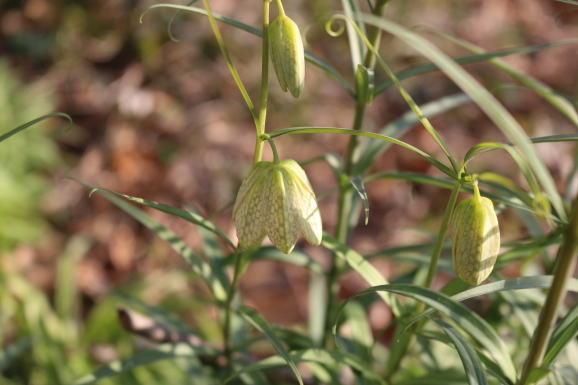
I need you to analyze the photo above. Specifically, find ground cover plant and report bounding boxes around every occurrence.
[2,0,578,384]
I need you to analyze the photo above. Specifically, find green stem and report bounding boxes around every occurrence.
[274,0,285,17]
[200,0,259,128]
[423,180,461,290]
[323,0,391,346]
[362,0,391,69]
[262,134,280,162]
[223,248,244,364]
[518,198,578,385]
[253,0,271,164]
[385,180,461,381]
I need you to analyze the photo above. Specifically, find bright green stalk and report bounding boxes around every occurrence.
[261,134,280,163]
[518,197,578,385]
[274,0,285,17]
[200,0,259,128]
[253,0,272,164]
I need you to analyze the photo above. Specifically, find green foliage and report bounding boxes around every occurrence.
[0,62,65,249]
[4,0,578,384]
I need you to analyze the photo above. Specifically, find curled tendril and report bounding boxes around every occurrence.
[325,15,346,37]
[167,0,199,42]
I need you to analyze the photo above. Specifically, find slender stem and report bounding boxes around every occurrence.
[423,180,461,290]
[200,0,258,128]
[518,198,578,385]
[253,0,271,164]
[362,0,391,69]
[223,248,244,363]
[323,0,392,346]
[274,0,285,17]
[262,134,280,162]
[385,180,461,381]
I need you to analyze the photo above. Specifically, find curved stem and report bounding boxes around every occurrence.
[262,134,280,162]
[253,0,271,164]
[201,0,258,128]
[518,197,578,385]
[274,0,285,17]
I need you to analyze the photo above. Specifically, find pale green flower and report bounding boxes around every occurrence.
[233,159,321,254]
[269,14,305,98]
[452,183,500,286]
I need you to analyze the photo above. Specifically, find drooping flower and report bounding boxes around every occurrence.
[269,14,305,98]
[233,159,321,254]
[452,183,500,286]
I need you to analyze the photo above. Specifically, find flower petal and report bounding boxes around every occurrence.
[264,167,301,254]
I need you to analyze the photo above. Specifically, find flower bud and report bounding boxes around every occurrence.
[233,159,321,254]
[269,14,305,98]
[452,184,500,286]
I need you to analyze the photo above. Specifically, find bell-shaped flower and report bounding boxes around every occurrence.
[233,159,321,254]
[269,14,305,98]
[452,183,500,286]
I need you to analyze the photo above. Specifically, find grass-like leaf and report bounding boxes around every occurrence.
[432,318,489,385]
[224,348,383,384]
[86,185,234,248]
[237,307,304,385]
[374,40,578,96]
[73,343,217,385]
[407,276,578,327]
[543,301,578,366]
[140,4,355,96]
[421,27,578,128]
[361,14,567,222]
[335,283,517,382]
[73,181,230,302]
[269,127,456,178]
[0,112,72,143]
[322,233,403,317]
[355,93,471,175]
[350,176,369,224]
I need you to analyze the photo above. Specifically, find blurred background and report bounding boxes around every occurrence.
[1,0,578,383]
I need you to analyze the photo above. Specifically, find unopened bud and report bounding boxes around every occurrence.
[233,159,321,254]
[269,14,305,98]
[452,183,500,286]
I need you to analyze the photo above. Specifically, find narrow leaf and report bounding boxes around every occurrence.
[355,93,471,175]
[374,40,578,95]
[85,184,234,248]
[350,176,369,225]
[73,343,217,385]
[408,276,578,326]
[543,301,578,366]
[238,307,304,385]
[269,127,456,179]
[140,4,354,96]
[0,112,72,143]
[73,181,230,302]
[224,348,382,384]
[361,14,567,221]
[335,284,517,382]
[322,233,403,317]
[432,318,489,385]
